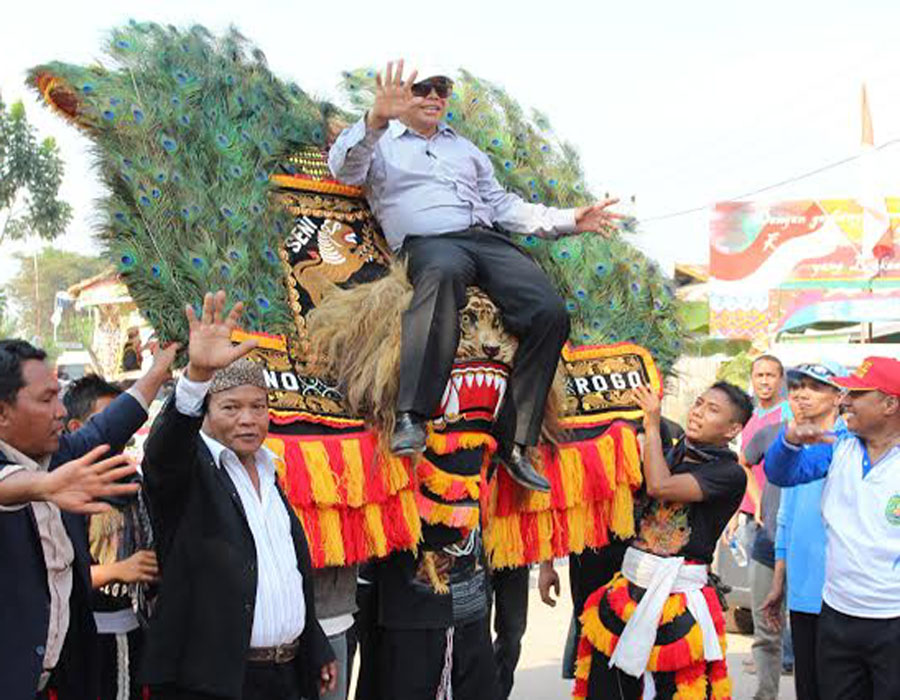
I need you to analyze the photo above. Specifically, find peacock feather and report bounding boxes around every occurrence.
[28,24,685,373]
[28,22,343,343]
[337,69,684,372]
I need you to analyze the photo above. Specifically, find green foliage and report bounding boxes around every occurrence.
[27,22,344,343]
[0,95,72,243]
[339,69,685,372]
[5,248,106,345]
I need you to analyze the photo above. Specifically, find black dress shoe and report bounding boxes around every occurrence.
[390,412,427,456]
[498,444,550,492]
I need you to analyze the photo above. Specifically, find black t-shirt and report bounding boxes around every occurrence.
[633,452,746,564]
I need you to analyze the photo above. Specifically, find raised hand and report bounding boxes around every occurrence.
[633,383,662,430]
[42,445,140,514]
[184,291,258,382]
[573,198,624,237]
[367,59,422,131]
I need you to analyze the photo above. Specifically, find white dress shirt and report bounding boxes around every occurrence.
[329,117,577,251]
[175,377,306,647]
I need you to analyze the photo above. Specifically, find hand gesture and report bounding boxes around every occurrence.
[184,291,258,382]
[115,550,160,584]
[538,560,561,607]
[319,661,339,694]
[784,420,837,446]
[573,198,623,237]
[367,59,422,130]
[633,384,662,431]
[43,445,140,514]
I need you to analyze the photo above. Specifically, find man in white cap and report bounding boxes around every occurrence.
[329,60,620,493]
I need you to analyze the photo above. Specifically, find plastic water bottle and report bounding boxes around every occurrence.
[729,536,748,567]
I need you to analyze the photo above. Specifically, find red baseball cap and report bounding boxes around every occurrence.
[833,356,900,396]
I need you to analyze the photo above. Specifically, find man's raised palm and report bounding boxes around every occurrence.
[184,291,257,381]
[368,59,423,130]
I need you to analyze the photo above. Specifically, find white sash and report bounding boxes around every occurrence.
[608,546,724,678]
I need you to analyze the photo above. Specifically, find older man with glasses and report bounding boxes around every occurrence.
[329,60,621,494]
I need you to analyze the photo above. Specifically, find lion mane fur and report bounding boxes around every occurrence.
[306,263,566,445]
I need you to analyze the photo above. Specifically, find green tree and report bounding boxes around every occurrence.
[0,94,72,244]
[5,248,106,346]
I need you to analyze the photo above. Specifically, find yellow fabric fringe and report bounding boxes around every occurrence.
[363,503,388,558]
[711,677,732,700]
[319,508,346,566]
[418,461,481,500]
[398,489,423,545]
[610,484,636,539]
[597,434,617,488]
[300,442,340,506]
[660,594,687,624]
[340,439,366,508]
[674,675,708,700]
[621,429,643,487]
[385,455,410,493]
[558,447,585,509]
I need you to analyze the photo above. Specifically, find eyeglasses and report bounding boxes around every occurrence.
[411,77,453,99]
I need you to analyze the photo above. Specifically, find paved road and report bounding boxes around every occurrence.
[510,565,797,700]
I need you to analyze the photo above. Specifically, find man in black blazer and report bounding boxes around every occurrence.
[141,291,336,700]
[0,338,176,700]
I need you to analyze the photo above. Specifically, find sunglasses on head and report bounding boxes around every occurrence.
[411,77,453,99]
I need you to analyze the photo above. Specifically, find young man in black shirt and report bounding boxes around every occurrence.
[574,382,752,700]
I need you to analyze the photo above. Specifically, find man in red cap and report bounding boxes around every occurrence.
[764,356,900,700]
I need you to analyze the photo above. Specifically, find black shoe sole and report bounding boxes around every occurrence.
[504,466,551,493]
[390,442,426,457]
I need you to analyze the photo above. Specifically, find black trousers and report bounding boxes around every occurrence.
[378,618,500,700]
[150,662,301,700]
[790,610,820,700]
[817,603,900,700]
[352,581,380,700]
[398,229,570,446]
[97,628,146,700]
[489,566,530,700]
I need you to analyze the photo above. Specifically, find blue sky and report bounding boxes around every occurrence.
[3,0,900,283]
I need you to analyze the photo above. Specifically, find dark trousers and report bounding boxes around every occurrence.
[817,603,900,700]
[398,229,570,446]
[490,566,530,700]
[378,618,499,700]
[150,662,301,700]
[352,581,380,700]
[790,610,820,700]
[98,628,146,700]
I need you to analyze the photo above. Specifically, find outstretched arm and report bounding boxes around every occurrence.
[0,446,138,513]
[764,423,835,487]
[56,343,178,465]
[475,149,621,238]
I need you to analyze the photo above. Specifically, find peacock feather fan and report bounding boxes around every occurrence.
[337,69,685,373]
[27,21,342,343]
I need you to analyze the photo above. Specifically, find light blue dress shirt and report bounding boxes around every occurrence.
[328,117,577,251]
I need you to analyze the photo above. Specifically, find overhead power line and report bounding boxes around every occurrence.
[641,137,900,223]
